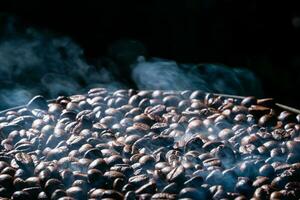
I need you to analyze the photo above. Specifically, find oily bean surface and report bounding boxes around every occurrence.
[0,89,298,199]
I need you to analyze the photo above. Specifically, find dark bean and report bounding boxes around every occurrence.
[0,187,10,198]
[103,171,125,186]
[14,152,34,172]
[252,177,270,188]
[37,191,48,200]
[87,169,105,187]
[12,191,32,200]
[27,95,48,111]
[278,111,296,123]
[179,187,209,199]
[1,167,16,176]
[259,114,277,127]
[66,187,86,200]
[151,193,177,200]
[105,155,124,166]
[166,166,186,183]
[136,182,156,194]
[184,176,203,188]
[241,96,257,107]
[235,178,253,196]
[163,96,181,107]
[100,190,123,200]
[0,174,13,189]
[51,189,67,200]
[286,141,300,154]
[112,178,125,191]
[83,148,103,159]
[259,164,275,177]
[129,174,149,188]
[184,136,204,152]
[186,120,203,133]
[44,179,65,196]
[88,158,108,173]
[124,191,136,200]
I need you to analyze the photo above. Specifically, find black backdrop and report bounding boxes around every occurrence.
[1,1,300,108]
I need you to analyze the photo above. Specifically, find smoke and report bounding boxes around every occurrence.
[132,57,263,96]
[0,21,123,109]
[0,17,263,110]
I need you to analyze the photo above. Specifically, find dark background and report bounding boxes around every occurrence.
[1,1,300,108]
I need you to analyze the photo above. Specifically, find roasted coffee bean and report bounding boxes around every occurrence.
[0,187,10,198]
[0,174,13,188]
[129,174,149,188]
[186,120,203,133]
[37,191,48,200]
[259,164,275,177]
[27,95,48,111]
[179,187,209,199]
[44,179,65,196]
[235,178,253,197]
[103,170,125,186]
[167,166,186,183]
[51,189,67,200]
[286,141,300,154]
[136,182,156,194]
[139,155,155,169]
[12,190,32,200]
[87,169,105,187]
[93,189,123,200]
[184,176,203,188]
[151,193,177,200]
[88,158,108,173]
[66,187,86,200]
[241,97,257,107]
[1,89,300,198]
[105,155,124,166]
[184,136,204,152]
[14,152,34,172]
[259,114,277,127]
[124,191,136,200]
[83,148,103,159]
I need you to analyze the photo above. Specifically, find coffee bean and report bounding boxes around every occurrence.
[44,179,65,196]
[241,97,257,107]
[51,189,67,200]
[235,178,253,197]
[259,164,275,177]
[0,174,14,189]
[184,176,203,188]
[124,191,136,200]
[151,193,177,200]
[259,114,277,127]
[136,182,156,194]
[167,166,186,183]
[27,95,48,111]
[84,148,103,159]
[87,169,105,187]
[179,187,209,199]
[1,89,300,198]
[0,187,10,198]
[12,190,32,200]
[37,191,48,200]
[66,187,86,200]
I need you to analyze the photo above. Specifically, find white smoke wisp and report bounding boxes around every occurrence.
[0,26,123,109]
[131,57,263,96]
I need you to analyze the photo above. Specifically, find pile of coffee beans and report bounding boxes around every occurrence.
[0,88,299,200]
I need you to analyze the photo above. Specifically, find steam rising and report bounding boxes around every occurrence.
[0,26,123,109]
[132,57,262,96]
[0,19,263,109]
